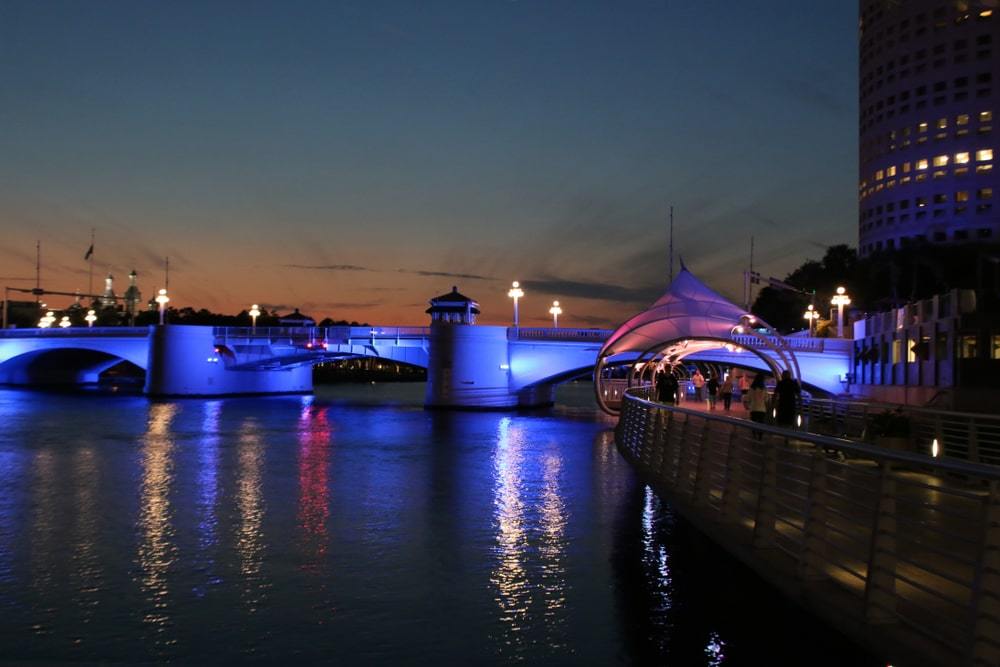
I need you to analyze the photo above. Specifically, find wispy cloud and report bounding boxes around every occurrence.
[524,276,660,305]
[284,264,372,272]
[398,269,496,281]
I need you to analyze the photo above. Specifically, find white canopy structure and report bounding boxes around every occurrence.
[594,266,800,414]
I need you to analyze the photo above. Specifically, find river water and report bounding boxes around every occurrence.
[0,383,878,664]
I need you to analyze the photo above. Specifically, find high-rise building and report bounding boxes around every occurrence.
[858,0,997,257]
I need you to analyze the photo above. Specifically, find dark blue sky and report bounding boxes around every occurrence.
[0,1,857,325]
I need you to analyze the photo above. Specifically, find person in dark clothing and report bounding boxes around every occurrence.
[706,375,719,410]
[657,368,679,405]
[774,370,801,427]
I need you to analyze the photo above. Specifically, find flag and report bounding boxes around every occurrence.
[84,244,93,260]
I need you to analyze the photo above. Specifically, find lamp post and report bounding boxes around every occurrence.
[59,315,71,328]
[85,309,97,328]
[803,304,819,336]
[549,300,562,328]
[249,304,261,333]
[507,281,524,328]
[38,311,55,328]
[155,288,170,325]
[831,286,851,338]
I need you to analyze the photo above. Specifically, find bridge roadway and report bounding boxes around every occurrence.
[0,324,851,404]
[616,389,1000,666]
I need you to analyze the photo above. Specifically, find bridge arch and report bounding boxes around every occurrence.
[0,346,145,386]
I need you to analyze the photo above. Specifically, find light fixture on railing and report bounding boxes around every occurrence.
[831,286,851,338]
[507,281,524,328]
[932,438,940,457]
[803,304,819,336]
[249,304,260,332]
[549,300,562,328]
[155,288,170,325]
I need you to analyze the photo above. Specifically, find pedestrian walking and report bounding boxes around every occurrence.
[774,370,801,427]
[691,369,705,402]
[706,374,719,410]
[720,374,734,411]
[748,374,768,440]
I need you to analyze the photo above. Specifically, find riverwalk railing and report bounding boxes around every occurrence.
[616,388,1000,667]
[801,396,1000,466]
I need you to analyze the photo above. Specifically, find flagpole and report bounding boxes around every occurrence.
[35,241,41,304]
[87,228,95,300]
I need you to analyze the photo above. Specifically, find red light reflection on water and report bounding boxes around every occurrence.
[297,401,331,573]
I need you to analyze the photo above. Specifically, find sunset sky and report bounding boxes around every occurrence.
[0,1,857,327]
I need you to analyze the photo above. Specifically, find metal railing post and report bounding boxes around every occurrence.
[693,418,714,507]
[969,480,1000,665]
[752,441,777,548]
[864,461,898,623]
[798,450,829,582]
[720,427,744,525]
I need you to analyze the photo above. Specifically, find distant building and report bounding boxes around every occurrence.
[100,273,118,308]
[858,0,997,256]
[123,270,142,323]
[278,308,316,327]
[851,287,1000,410]
[426,286,480,325]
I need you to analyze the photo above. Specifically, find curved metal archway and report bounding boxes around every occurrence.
[593,334,795,415]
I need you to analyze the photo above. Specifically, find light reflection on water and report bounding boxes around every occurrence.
[236,417,267,616]
[490,416,529,654]
[0,384,880,665]
[137,402,177,649]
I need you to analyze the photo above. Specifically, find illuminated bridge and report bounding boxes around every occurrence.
[0,321,851,407]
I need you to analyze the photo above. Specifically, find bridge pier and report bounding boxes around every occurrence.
[145,325,312,397]
[424,324,555,409]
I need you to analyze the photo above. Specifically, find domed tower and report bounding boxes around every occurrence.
[123,270,142,325]
[425,286,480,324]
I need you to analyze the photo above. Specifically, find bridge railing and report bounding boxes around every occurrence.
[800,396,1000,466]
[617,388,1000,666]
[213,326,430,346]
[509,327,612,342]
[0,327,149,337]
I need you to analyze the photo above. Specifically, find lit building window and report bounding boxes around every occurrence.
[919,121,929,132]
[977,164,994,173]
[957,114,970,125]
[937,117,948,128]
[956,151,970,164]
[876,169,885,180]
[887,165,897,176]
[960,335,978,359]
[957,190,970,202]
[976,148,994,161]
[980,187,994,199]
[981,111,994,122]
[981,9,994,18]
[933,155,949,166]
[903,161,912,172]
[917,158,929,169]
[917,196,928,207]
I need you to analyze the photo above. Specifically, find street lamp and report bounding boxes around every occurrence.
[803,304,820,336]
[831,286,851,338]
[549,300,562,328]
[507,281,524,328]
[155,288,170,325]
[249,304,261,332]
[59,316,71,328]
[85,309,97,328]
[38,311,55,328]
